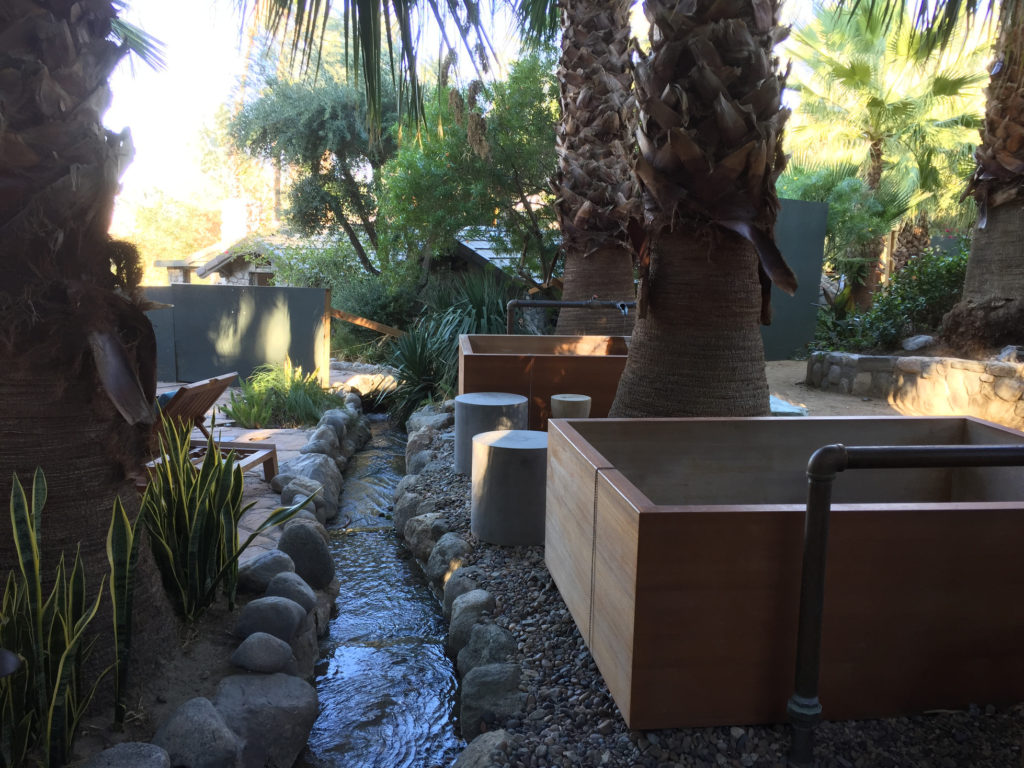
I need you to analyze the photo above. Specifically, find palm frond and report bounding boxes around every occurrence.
[109,17,167,72]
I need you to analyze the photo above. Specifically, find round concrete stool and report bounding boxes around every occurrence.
[454,392,528,475]
[550,393,592,419]
[471,430,548,546]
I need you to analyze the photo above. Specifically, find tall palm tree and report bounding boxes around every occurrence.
[833,0,1024,351]
[609,0,797,417]
[523,0,638,335]
[0,0,176,670]
[787,1,985,306]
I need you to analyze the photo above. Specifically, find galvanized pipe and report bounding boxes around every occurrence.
[505,298,635,335]
[788,442,1024,767]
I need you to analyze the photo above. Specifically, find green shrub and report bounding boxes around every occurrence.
[141,420,304,621]
[1,470,106,768]
[330,271,422,361]
[424,270,520,335]
[813,242,969,351]
[382,309,469,423]
[221,360,345,428]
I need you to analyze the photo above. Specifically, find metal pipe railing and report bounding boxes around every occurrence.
[505,298,635,335]
[788,442,1024,766]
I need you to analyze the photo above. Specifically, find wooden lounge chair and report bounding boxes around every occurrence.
[139,373,278,487]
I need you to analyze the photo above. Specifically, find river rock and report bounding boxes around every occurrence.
[152,697,240,768]
[350,416,372,449]
[81,742,171,768]
[317,409,349,443]
[284,516,330,545]
[231,631,297,674]
[281,476,333,524]
[290,611,318,680]
[407,449,432,475]
[427,533,471,585]
[279,453,343,505]
[234,596,306,642]
[237,550,295,593]
[997,345,1024,363]
[340,438,357,459]
[406,426,435,465]
[277,522,335,589]
[404,512,449,562]
[393,491,435,539]
[443,565,483,619]
[902,334,936,351]
[407,406,453,433]
[265,571,317,613]
[459,663,525,741]
[393,473,420,502]
[214,674,318,768]
[457,623,518,677]
[452,730,514,768]
[448,589,496,657]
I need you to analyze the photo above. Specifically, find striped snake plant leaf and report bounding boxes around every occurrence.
[107,496,139,726]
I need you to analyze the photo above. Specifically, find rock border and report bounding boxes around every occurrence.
[84,391,373,768]
[805,349,1024,430]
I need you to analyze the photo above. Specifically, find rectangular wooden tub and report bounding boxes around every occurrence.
[458,334,629,429]
[545,416,1024,729]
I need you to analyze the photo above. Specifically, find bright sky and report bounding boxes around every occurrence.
[105,0,251,201]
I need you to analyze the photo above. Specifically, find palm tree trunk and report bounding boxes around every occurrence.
[0,0,177,690]
[552,0,637,336]
[557,243,635,335]
[943,3,1024,352]
[610,226,769,417]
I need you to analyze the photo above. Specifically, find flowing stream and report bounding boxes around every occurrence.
[298,415,463,768]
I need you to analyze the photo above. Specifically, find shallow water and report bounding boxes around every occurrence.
[298,416,463,768]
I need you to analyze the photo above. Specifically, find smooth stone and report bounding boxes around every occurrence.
[231,631,297,674]
[393,492,435,540]
[457,623,518,677]
[407,449,432,475]
[404,512,449,562]
[277,523,335,590]
[427,532,471,585]
[459,663,525,741]
[81,742,171,768]
[237,550,295,594]
[317,409,349,443]
[234,596,306,642]
[452,730,514,768]
[265,571,317,613]
[407,407,454,433]
[152,697,240,768]
[281,476,333,524]
[448,589,496,657]
[214,674,318,768]
[902,334,936,351]
[443,565,483,619]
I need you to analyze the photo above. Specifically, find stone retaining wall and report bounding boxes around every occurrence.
[806,351,1024,430]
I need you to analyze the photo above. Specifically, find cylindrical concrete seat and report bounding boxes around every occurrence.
[471,430,548,546]
[550,394,592,419]
[454,392,528,475]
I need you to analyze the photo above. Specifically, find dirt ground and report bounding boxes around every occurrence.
[766,359,898,417]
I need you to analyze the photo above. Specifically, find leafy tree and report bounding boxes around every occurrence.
[376,52,560,286]
[787,1,986,227]
[832,0,1024,352]
[128,190,222,281]
[229,72,397,275]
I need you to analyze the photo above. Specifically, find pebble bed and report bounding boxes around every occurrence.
[414,432,1023,768]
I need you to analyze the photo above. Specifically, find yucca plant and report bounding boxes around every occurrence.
[141,420,305,621]
[1,469,106,768]
[382,308,470,423]
[106,497,140,728]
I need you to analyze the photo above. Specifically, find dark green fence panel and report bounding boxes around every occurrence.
[144,285,330,384]
[761,198,828,360]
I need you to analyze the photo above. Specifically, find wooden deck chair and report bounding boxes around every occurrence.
[140,372,278,488]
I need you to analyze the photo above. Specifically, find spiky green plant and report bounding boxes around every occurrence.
[141,420,306,621]
[221,359,345,428]
[0,470,106,768]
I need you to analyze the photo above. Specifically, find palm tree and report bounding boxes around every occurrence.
[787,1,986,306]
[608,0,797,417]
[519,0,639,335]
[0,0,176,671]
[830,0,1024,352]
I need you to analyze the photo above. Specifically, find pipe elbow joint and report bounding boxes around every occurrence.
[807,443,847,480]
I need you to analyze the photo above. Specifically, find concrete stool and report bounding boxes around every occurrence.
[471,430,548,546]
[550,394,592,419]
[454,392,528,475]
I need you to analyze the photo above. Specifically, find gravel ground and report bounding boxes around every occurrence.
[412,431,1023,768]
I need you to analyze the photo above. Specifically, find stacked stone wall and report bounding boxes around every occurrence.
[806,352,1024,430]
